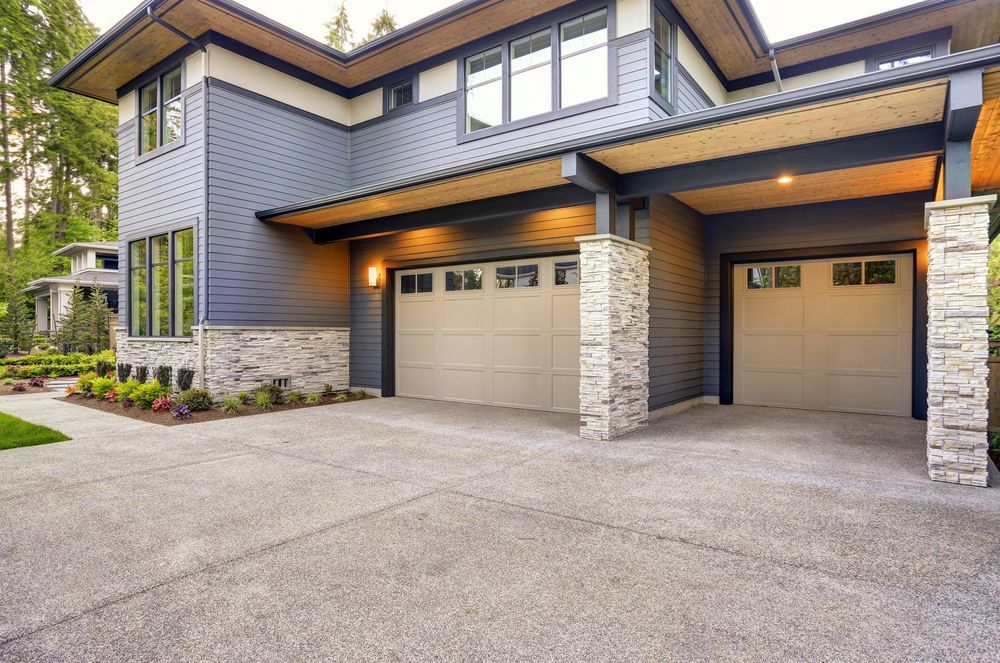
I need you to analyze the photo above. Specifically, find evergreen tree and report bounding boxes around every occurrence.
[85,278,111,351]
[324,1,353,51]
[0,276,33,352]
[359,9,397,45]
[54,282,86,352]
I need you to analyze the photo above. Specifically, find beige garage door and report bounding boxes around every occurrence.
[395,256,580,413]
[734,254,913,416]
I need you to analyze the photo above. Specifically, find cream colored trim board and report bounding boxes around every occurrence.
[677,30,726,107]
[648,395,718,421]
[419,61,457,101]
[616,0,650,36]
[118,90,136,125]
[351,89,383,124]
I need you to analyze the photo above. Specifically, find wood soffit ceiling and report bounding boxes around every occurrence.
[672,156,939,215]
[672,0,1000,81]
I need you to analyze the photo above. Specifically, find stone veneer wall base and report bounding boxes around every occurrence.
[924,195,996,487]
[576,234,650,440]
[115,326,349,397]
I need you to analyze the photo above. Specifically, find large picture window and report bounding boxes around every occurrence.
[465,47,503,132]
[138,65,182,154]
[559,9,608,109]
[129,228,195,337]
[510,29,552,121]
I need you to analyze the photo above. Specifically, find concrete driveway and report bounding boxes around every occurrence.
[0,393,998,661]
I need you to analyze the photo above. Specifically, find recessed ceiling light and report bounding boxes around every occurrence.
[777,175,794,184]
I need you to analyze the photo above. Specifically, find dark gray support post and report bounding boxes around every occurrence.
[595,191,618,235]
[943,68,983,200]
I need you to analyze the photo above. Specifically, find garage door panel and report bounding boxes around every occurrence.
[397,256,579,413]
[735,254,912,417]
[741,333,804,369]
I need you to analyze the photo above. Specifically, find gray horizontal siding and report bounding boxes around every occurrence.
[636,194,705,410]
[676,65,714,114]
[205,82,351,326]
[348,38,653,189]
[703,191,932,396]
[349,204,596,389]
[117,85,206,328]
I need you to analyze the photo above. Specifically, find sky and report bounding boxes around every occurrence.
[79,0,924,48]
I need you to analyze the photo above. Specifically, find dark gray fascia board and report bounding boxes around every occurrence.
[257,43,1000,222]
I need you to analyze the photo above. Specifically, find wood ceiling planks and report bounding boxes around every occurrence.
[275,159,567,228]
[585,79,948,174]
[672,156,939,215]
[972,96,1000,193]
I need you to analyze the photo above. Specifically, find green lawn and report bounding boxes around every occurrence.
[0,412,70,450]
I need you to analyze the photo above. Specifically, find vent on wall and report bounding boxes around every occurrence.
[271,377,290,389]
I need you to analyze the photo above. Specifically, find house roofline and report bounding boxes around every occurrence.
[257,42,1000,222]
[51,242,119,257]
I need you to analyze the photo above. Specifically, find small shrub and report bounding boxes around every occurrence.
[151,395,173,412]
[11,382,27,392]
[64,384,77,395]
[95,359,114,378]
[176,368,195,392]
[238,391,251,404]
[220,396,241,415]
[117,363,132,382]
[322,383,334,395]
[28,376,45,388]
[121,397,134,409]
[254,383,285,405]
[133,382,169,410]
[178,389,214,412]
[104,389,118,403]
[305,392,321,405]
[84,391,96,399]
[171,403,192,420]
[285,390,304,404]
[91,376,117,400]
[77,371,98,393]
[154,365,172,388]
[115,378,142,401]
[135,366,149,383]
[352,389,371,398]
[333,392,349,402]
[253,389,275,409]
[3,377,13,385]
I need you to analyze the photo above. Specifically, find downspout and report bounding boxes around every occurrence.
[769,49,783,92]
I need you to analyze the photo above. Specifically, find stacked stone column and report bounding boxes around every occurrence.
[925,195,997,487]
[576,234,650,440]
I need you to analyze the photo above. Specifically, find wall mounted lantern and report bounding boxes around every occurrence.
[368,266,382,288]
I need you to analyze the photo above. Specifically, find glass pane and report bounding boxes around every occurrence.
[151,234,169,264]
[139,81,157,112]
[555,260,579,285]
[560,47,607,108]
[162,67,182,100]
[464,268,482,290]
[163,98,182,145]
[561,9,607,56]
[877,50,932,70]
[865,260,896,285]
[446,270,463,291]
[496,266,515,289]
[832,262,862,286]
[417,273,433,293]
[654,10,671,47]
[774,265,801,288]
[510,64,552,121]
[130,240,146,265]
[140,112,157,154]
[466,79,502,132]
[516,264,539,287]
[400,274,416,294]
[174,259,194,336]
[747,267,771,289]
[151,263,170,337]
[466,47,502,86]
[511,29,551,72]
[130,267,147,336]
[174,228,194,260]
[654,46,670,101]
[390,82,413,109]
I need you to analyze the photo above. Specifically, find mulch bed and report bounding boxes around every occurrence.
[61,391,372,426]
[0,381,52,396]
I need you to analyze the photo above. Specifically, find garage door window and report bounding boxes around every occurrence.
[446,268,483,291]
[833,259,897,286]
[747,264,801,289]
[401,273,433,294]
[554,260,579,286]
[864,260,896,285]
[497,264,539,288]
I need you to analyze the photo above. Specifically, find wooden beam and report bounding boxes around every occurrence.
[561,152,620,194]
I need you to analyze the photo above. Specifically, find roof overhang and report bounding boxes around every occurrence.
[261,45,1000,230]
[51,242,118,257]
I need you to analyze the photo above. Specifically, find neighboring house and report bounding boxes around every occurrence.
[51,0,1000,486]
[23,242,120,334]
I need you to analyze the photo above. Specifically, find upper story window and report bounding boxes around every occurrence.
[129,228,194,337]
[559,9,608,108]
[138,66,182,154]
[465,47,503,132]
[96,253,118,270]
[389,80,413,110]
[652,9,672,103]
[510,29,552,121]
[875,47,933,71]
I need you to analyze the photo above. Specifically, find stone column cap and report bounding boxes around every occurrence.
[575,234,652,252]
[925,194,997,220]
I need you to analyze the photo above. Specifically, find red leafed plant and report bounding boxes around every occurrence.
[105,390,118,403]
[151,395,173,412]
